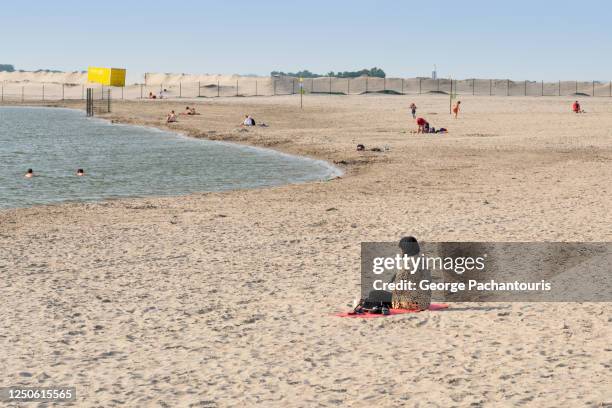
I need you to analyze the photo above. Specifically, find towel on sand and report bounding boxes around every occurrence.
[335,303,449,318]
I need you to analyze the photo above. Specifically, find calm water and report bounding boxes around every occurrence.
[0,107,340,209]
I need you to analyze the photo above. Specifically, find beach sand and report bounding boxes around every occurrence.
[1,95,611,407]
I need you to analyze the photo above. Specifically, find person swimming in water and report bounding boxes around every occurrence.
[24,168,34,178]
[76,168,85,176]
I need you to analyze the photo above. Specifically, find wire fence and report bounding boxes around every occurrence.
[2,77,612,101]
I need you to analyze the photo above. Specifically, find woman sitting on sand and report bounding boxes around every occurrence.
[166,110,177,123]
[392,237,431,311]
[242,114,255,126]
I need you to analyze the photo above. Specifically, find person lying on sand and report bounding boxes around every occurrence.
[148,92,156,99]
[24,168,34,178]
[242,114,255,126]
[572,101,585,113]
[76,168,85,176]
[166,110,177,123]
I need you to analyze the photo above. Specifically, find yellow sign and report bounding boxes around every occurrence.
[87,67,126,86]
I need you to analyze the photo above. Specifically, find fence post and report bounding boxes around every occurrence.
[273,78,276,95]
[419,78,422,94]
[236,79,239,96]
[575,80,578,94]
[489,79,492,96]
[217,80,220,97]
[107,89,111,112]
[347,78,350,95]
[140,84,143,99]
[592,80,595,97]
[42,83,45,101]
[558,80,561,96]
[383,77,386,92]
[292,78,295,95]
[179,82,182,98]
[506,79,509,96]
[255,80,258,96]
[365,76,368,93]
[401,78,404,94]
[541,80,544,96]
[437,78,440,92]
[524,80,527,96]
[329,77,332,95]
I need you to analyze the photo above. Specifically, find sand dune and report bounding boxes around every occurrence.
[0,70,87,84]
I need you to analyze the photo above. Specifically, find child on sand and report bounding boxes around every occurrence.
[410,103,417,119]
[452,101,461,118]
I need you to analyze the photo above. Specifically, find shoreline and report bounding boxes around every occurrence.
[0,101,345,212]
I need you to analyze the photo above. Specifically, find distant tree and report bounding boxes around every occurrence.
[271,67,385,78]
[271,69,321,78]
[0,64,15,72]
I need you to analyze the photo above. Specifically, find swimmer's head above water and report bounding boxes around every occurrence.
[24,168,33,178]
[76,168,85,176]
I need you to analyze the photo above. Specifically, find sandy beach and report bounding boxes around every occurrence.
[1,94,611,407]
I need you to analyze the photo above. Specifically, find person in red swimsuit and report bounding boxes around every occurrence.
[416,117,429,133]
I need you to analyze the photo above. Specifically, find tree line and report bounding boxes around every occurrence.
[271,67,386,78]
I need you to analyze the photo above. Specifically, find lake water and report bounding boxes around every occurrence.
[0,107,340,209]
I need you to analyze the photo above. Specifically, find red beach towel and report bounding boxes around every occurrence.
[336,303,449,318]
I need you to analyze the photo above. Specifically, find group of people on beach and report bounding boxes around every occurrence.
[409,100,460,134]
[149,89,169,99]
[166,106,201,123]
[25,169,85,178]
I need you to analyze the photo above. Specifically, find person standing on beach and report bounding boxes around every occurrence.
[452,100,461,118]
[410,102,417,119]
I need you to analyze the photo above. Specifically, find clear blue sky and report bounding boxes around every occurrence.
[2,0,611,81]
